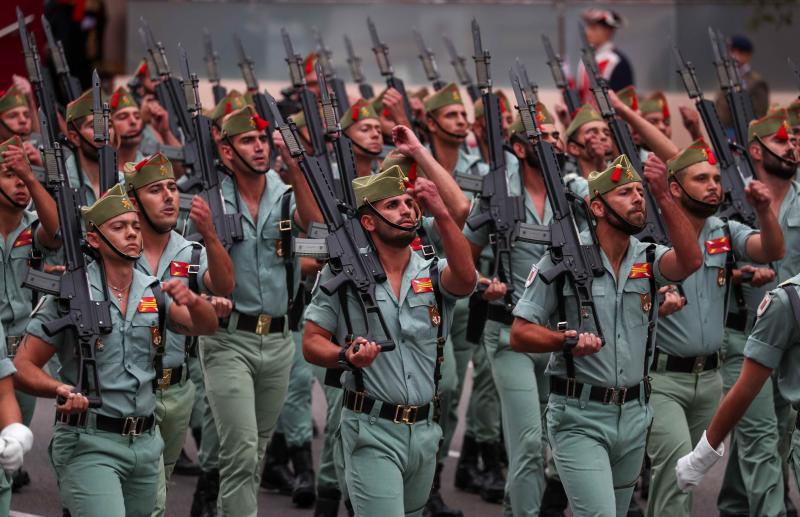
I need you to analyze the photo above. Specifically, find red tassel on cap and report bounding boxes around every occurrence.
[225,102,232,115]
[253,115,269,131]
[630,96,638,111]
[134,157,149,171]
[352,104,360,122]
[775,122,790,142]
[611,164,623,183]
[110,90,120,109]
[499,99,506,114]
[304,54,315,75]
[407,163,418,186]
[137,62,148,77]
[661,101,670,120]
[706,148,717,165]
[383,108,391,119]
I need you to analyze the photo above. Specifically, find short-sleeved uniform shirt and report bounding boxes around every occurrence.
[135,231,208,369]
[220,170,300,317]
[656,217,756,357]
[513,234,671,388]
[25,262,170,417]
[744,273,800,405]
[65,153,131,206]
[305,254,473,406]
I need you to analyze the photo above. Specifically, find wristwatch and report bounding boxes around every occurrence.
[338,346,354,371]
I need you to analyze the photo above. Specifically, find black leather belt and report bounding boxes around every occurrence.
[486,304,514,325]
[236,314,286,335]
[342,390,431,424]
[653,349,719,374]
[153,364,185,391]
[550,377,645,405]
[56,412,156,436]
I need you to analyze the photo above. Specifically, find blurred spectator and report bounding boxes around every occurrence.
[715,34,770,131]
[577,8,634,103]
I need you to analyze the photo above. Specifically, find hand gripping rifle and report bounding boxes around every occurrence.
[203,29,227,105]
[22,113,112,408]
[178,44,244,250]
[509,64,605,348]
[91,70,118,195]
[462,19,550,306]
[580,27,671,247]
[542,34,580,117]
[413,29,447,91]
[266,91,396,352]
[42,15,81,103]
[313,27,350,113]
[709,28,756,146]
[343,35,374,100]
[673,44,757,228]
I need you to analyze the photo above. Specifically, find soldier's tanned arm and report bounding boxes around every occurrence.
[611,91,680,162]
[162,279,219,336]
[740,186,785,264]
[13,335,63,399]
[190,197,235,296]
[0,376,22,429]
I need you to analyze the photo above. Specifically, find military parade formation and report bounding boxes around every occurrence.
[1,4,800,517]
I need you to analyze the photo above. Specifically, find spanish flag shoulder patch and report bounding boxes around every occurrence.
[138,297,159,313]
[705,236,731,255]
[411,278,434,294]
[629,263,652,279]
[170,261,190,278]
[13,228,33,248]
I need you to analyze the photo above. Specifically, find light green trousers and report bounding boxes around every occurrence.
[313,365,345,494]
[188,348,219,471]
[275,329,314,447]
[200,324,294,517]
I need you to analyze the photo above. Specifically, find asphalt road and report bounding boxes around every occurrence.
[9,365,800,517]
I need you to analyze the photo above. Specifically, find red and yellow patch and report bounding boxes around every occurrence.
[705,236,731,255]
[629,263,652,279]
[13,228,32,248]
[410,236,423,251]
[411,278,434,294]
[138,297,159,313]
[170,261,190,278]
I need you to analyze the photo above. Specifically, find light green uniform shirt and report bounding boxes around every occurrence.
[744,273,800,405]
[65,153,133,206]
[1,211,46,336]
[135,232,208,369]
[220,170,299,317]
[513,234,670,388]
[656,217,755,357]
[305,254,473,406]
[25,262,171,417]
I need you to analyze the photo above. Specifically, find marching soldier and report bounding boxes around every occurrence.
[509,154,702,516]
[565,105,614,179]
[109,87,147,167]
[303,163,478,516]
[341,99,383,177]
[0,86,43,167]
[14,185,219,516]
[122,152,235,516]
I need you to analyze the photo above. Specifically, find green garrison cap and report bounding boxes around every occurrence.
[352,164,409,209]
[565,104,603,142]
[380,150,425,179]
[208,90,248,123]
[473,90,511,121]
[0,136,25,164]
[588,154,641,198]
[109,86,137,115]
[667,139,717,175]
[221,105,270,139]
[787,98,800,127]
[411,86,430,101]
[616,85,638,111]
[123,152,175,191]
[0,86,27,115]
[341,98,379,131]
[424,83,464,113]
[510,102,555,137]
[66,89,94,123]
[640,91,670,119]
[748,108,790,143]
[81,183,136,228]
[370,90,387,115]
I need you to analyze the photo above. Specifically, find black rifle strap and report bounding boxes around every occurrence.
[555,275,576,381]
[643,245,658,381]
[415,225,437,260]
[721,223,746,322]
[280,189,296,308]
[27,220,44,309]
[781,284,800,328]
[184,243,203,358]
[429,257,445,422]
[338,286,365,392]
[151,282,168,392]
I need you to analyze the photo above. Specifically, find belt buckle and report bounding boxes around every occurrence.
[5,336,20,358]
[565,378,577,398]
[122,416,144,436]
[158,368,173,390]
[603,387,626,405]
[278,219,292,232]
[691,356,705,374]
[187,264,200,274]
[393,404,419,424]
[351,391,365,413]
[255,314,272,335]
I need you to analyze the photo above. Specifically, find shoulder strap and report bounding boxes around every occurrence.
[150,282,168,391]
[27,220,43,309]
[781,285,800,326]
[279,188,296,307]
[554,276,577,382]
[429,258,445,422]
[643,244,658,379]
[721,223,743,319]
[183,242,204,358]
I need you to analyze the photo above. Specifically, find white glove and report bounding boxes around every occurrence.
[675,431,724,492]
[0,423,33,473]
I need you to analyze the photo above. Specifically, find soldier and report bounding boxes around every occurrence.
[645,140,784,517]
[13,185,219,516]
[109,86,147,166]
[424,83,484,177]
[303,162,478,516]
[139,92,182,159]
[340,99,383,177]
[0,86,43,167]
[122,152,235,516]
[472,90,515,160]
[715,34,769,132]
[788,99,800,157]
[577,8,633,102]
[509,153,703,516]
[198,105,320,516]
[639,92,672,140]
[565,105,614,179]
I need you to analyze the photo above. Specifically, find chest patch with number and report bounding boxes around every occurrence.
[629,263,652,279]
[411,278,434,294]
[705,236,731,255]
[138,297,158,313]
[13,228,32,248]
[170,261,190,277]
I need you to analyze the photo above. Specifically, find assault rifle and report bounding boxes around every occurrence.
[510,65,605,346]
[179,45,244,250]
[266,91,396,351]
[313,27,350,112]
[413,29,447,91]
[343,35,374,100]
[542,34,580,117]
[22,113,112,408]
[580,27,671,247]
[443,36,480,102]
[42,15,81,103]
[91,70,118,195]
[709,28,756,146]
[673,44,757,228]
[18,8,59,147]
[203,29,227,104]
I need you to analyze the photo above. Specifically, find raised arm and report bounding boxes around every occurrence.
[741,181,784,264]
[3,145,60,248]
[611,91,680,162]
